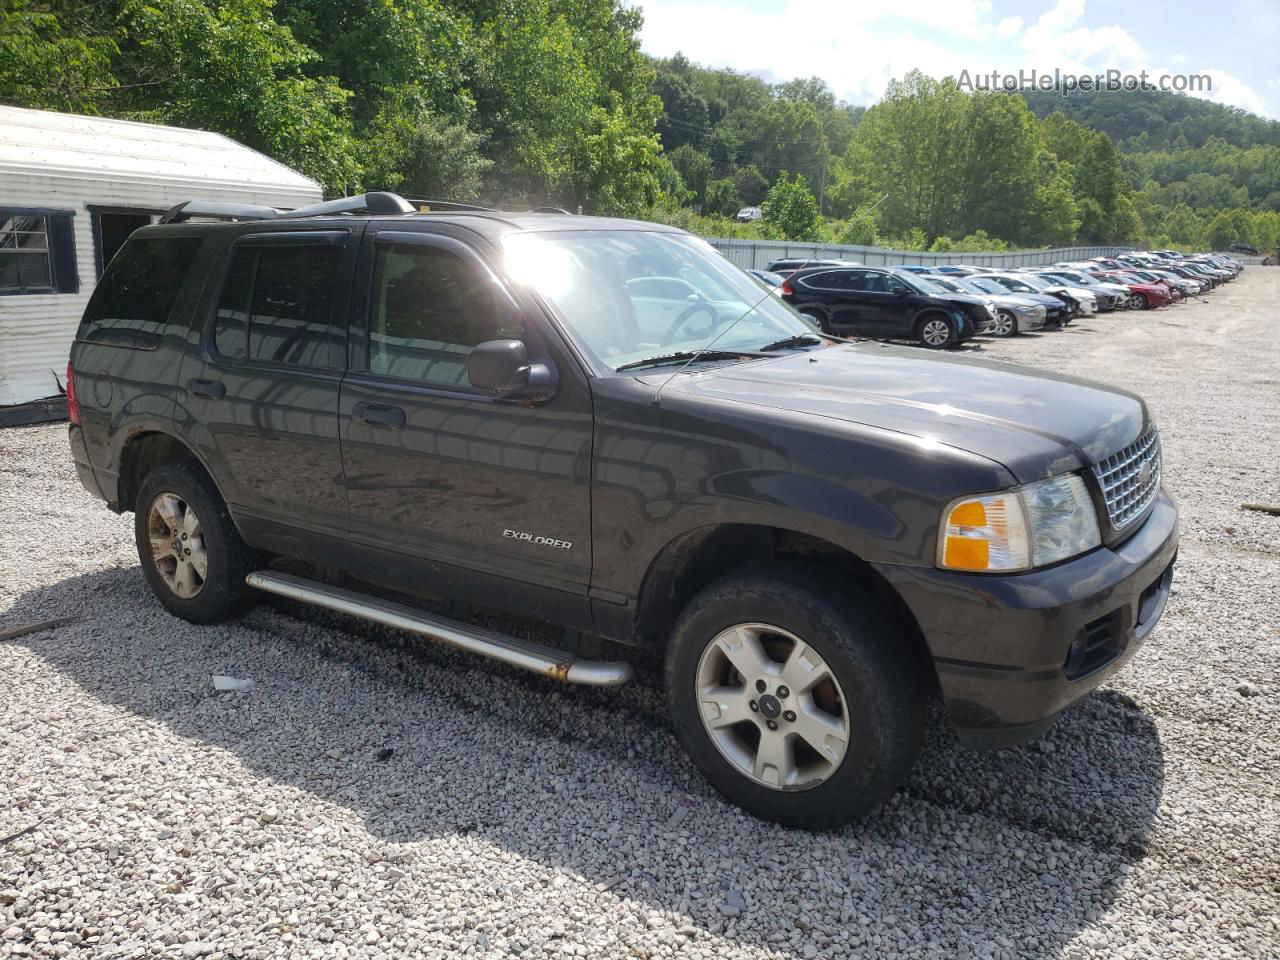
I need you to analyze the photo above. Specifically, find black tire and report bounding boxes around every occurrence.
[134,461,259,624]
[915,313,955,349]
[664,563,925,829]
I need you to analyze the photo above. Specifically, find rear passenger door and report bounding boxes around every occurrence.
[183,228,359,547]
[798,270,859,335]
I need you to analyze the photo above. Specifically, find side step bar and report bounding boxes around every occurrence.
[245,571,633,687]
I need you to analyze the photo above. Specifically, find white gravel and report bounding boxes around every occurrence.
[3,269,1279,959]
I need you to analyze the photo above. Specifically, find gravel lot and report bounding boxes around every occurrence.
[3,269,1278,960]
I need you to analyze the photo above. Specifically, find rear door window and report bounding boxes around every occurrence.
[213,239,344,368]
[79,237,203,348]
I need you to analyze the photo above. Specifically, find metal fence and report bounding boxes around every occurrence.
[705,238,1136,271]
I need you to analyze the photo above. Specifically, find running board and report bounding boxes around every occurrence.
[245,571,633,687]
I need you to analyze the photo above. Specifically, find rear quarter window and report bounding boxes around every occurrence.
[79,237,203,349]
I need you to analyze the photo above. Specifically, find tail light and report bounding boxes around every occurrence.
[780,281,794,297]
[66,361,80,425]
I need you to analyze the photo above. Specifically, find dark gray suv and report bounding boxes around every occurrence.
[67,193,1178,828]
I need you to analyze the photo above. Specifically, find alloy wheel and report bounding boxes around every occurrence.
[992,311,1016,337]
[146,492,208,598]
[695,623,850,790]
[921,318,951,347]
[1127,293,1146,310]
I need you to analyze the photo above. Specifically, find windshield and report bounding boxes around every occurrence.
[503,230,817,371]
[1053,271,1093,285]
[966,277,1009,295]
[893,271,948,295]
[929,276,965,293]
[981,275,1034,294]
[1007,274,1054,291]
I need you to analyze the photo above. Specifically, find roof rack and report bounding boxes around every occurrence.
[158,200,281,224]
[287,191,415,218]
[158,191,416,225]
[404,198,499,213]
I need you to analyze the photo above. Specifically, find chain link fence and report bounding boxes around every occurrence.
[705,238,1136,271]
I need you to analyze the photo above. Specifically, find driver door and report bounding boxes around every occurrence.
[338,225,596,630]
[849,270,901,336]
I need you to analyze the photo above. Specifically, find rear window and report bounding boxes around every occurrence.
[79,237,203,348]
[213,242,343,369]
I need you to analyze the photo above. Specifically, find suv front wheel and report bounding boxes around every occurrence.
[134,461,259,623]
[665,564,924,829]
[916,314,955,349]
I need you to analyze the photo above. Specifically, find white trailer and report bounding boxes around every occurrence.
[0,105,322,420]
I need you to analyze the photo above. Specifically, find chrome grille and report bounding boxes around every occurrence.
[1092,428,1161,530]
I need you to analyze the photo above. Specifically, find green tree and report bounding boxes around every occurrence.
[0,0,119,112]
[762,172,820,240]
[1205,208,1256,250]
[703,177,739,217]
[1162,203,1205,247]
[836,71,1044,246]
[669,144,713,209]
[122,0,361,192]
[733,165,769,205]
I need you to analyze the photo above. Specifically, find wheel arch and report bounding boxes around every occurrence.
[632,522,939,695]
[117,430,223,515]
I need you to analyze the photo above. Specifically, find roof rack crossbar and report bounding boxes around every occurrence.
[158,200,281,224]
[288,191,415,218]
[405,198,500,212]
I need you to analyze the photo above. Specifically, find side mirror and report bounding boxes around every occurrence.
[467,339,556,399]
[890,285,909,296]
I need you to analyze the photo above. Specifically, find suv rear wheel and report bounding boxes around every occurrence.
[134,462,259,623]
[665,564,924,829]
[916,314,955,349]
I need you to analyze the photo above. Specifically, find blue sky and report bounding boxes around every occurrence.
[635,0,1280,120]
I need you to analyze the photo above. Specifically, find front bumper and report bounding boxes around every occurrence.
[1017,310,1049,331]
[874,489,1179,748]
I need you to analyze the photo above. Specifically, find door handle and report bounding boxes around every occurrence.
[189,378,225,399]
[353,401,406,428]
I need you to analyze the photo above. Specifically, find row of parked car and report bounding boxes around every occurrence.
[748,250,1243,349]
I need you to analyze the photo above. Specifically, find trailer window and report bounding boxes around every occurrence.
[0,215,52,293]
[0,210,79,295]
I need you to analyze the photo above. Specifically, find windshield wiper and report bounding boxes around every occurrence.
[615,349,765,372]
[758,334,825,352]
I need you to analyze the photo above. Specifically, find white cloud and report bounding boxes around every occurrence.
[634,0,1274,119]
[1193,70,1268,116]
[996,16,1023,39]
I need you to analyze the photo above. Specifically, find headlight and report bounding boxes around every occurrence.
[938,474,1100,572]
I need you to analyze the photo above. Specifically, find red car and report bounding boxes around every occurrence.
[1089,271,1172,310]
[1123,269,1184,302]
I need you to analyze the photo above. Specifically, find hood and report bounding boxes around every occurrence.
[997,291,1063,309]
[985,293,1046,311]
[1097,282,1132,296]
[657,343,1148,483]
[933,292,992,313]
